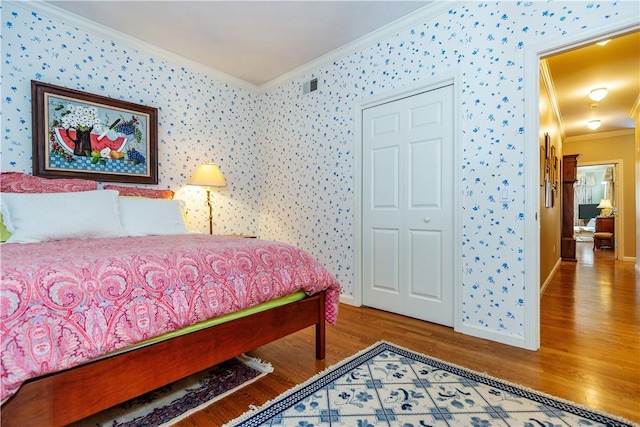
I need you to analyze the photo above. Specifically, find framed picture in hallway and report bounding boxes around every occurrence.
[540,145,545,187]
[550,145,557,184]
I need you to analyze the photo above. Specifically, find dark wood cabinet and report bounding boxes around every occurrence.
[561,154,580,261]
[596,217,614,233]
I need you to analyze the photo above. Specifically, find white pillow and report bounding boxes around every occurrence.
[118,196,188,236]
[1,190,126,243]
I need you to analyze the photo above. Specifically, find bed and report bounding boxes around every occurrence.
[574,217,596,242]
[0,173,340,426]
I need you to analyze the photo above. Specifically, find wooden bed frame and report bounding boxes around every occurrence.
[1,291,326,426]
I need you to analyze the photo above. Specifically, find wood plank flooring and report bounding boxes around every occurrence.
[177,242,639,425]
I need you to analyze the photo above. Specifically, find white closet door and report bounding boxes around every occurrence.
[362,84,454,326]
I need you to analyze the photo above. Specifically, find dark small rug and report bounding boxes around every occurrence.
[225,341,636,427]
[73,355,272,427]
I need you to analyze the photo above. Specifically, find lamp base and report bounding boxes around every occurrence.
[206,189,213,235]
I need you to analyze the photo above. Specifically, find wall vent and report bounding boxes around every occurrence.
[303,78,318,94]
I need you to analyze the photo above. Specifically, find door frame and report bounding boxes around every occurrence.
[353,71,463,333]
[576,160,624,260]
[524,19,639,350]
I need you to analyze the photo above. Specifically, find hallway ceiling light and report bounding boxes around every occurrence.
[589,88,608,102]
[587,120,601,130]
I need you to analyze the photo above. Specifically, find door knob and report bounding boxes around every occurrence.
[424,218,431,223]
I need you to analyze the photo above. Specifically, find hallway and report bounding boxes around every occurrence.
[541,240,638,418]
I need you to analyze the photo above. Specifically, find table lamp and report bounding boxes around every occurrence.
[596,198,613,217]
[188,163,227,234]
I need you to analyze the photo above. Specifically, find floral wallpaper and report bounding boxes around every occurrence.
[1,1,636,345]
[255,1,636,339]
[1,3,261,235]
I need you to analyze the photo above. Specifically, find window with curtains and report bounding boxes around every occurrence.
[601,166,614,200]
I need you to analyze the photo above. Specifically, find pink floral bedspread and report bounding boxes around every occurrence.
[0,234,340,403]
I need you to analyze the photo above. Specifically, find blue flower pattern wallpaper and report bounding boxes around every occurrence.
[1,1,636,344]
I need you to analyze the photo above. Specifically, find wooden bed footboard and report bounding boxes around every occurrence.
[1,291,326,427]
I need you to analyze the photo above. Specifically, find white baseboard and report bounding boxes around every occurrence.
[342,296,533,350]
[457,323,532,350]
[339,294,357,306]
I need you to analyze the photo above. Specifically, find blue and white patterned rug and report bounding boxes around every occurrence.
[225,341,636,427]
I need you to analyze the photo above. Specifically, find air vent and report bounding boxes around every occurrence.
[303,78,318,94]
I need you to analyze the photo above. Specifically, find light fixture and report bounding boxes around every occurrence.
[587,120,601,130]
[188,163,227,234]
[589,88,608,102]
[596,39,611,46]
[597,198,613,217]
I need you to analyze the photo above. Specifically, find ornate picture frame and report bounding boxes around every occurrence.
[540,145,546,187]
[543,133,553,207]
[31,80,158,184]
[550,145,557,186]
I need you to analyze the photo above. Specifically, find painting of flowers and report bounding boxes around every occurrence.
[32,80,158,184]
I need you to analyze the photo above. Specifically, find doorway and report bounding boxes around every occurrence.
[575,163,619,260]
[527,31,638,358]
[526,21,638,350]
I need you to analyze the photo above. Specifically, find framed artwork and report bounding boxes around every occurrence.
[553,153,559,198]
[542,133,555,207]
[545,179,553,208]
[550,145,557,184]
[540,146,545,187]
[31,81,158,184]
[544,133,550,160]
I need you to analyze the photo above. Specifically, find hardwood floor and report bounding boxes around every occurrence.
[177,242,639,425]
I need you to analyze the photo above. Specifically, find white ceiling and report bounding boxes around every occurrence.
[40,2,639,138]
[45,1,431,86]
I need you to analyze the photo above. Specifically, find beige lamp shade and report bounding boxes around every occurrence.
[188,163,226,188]
[597,198,613,217]
[596,199,612,209]
[188,163,226,235]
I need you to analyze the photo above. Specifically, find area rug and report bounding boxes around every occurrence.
[73,355,273,427]
[225,341,636,427]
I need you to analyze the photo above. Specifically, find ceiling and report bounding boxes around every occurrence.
[42,2,639,139]
[543,31,639,139]
[44,1,430,86]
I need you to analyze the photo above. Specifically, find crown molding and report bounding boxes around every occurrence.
[8,0,260,92]
[258,1,465,94]
[539,59,567,142]
[564,128,635,143]
[10,1,462,95]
